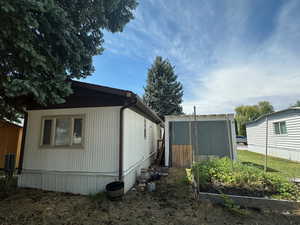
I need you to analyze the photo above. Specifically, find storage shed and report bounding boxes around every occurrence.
[246,107,300,162]
[0,119,23,169]
[18,80,163,194]
[165,114,237,167]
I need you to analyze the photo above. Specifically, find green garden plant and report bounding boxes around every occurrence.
[192,158,300,201]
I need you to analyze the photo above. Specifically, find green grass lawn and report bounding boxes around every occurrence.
[237,150,300,178]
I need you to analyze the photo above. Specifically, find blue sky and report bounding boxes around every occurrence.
[83,0,300,114]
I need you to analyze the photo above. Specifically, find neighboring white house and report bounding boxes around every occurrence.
[18,81,163,195]
[246,107,300,162]
[165,114,237,167]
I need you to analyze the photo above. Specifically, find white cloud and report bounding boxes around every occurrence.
[183,63,300,114]
[183,0,300,114]
[103,0,300,115]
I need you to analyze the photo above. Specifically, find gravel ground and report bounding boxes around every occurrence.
[0,168,299,225]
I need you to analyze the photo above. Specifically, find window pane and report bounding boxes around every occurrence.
[73,118,83,144]
[42,119,52,145]
[55,118,70,146]
[274,123,280,134]
[280,122,287,134]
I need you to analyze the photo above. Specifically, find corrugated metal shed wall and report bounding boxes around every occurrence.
[169,121,232,162]
[246,111,300,161]
[22,107,120,173]
[193,121,231,157]
[122,108,160,192]
[165,115,236,166]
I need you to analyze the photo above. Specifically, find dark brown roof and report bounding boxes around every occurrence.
[27,80,163,124]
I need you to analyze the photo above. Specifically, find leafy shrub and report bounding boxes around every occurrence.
[192,158,300,201]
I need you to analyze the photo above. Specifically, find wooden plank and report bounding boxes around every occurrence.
[198,192,300,211]
[0,121,22,169]
[172,144,192,168]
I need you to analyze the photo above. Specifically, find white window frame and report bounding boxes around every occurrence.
[273,121,287,135]
[40,114,85,148]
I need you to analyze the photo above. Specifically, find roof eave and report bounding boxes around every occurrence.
[246,108,300,126]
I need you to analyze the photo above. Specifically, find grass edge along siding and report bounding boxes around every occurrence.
[237,150,300,179]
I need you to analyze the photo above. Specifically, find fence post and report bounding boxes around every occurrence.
[264,115,269,172]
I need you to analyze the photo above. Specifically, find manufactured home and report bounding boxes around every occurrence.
[246,107,300,162]
[0,120,23,169]
[18,81,163,194]
[165,114,237,167]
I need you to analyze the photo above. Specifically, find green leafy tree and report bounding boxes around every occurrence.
[0,0,137,121]
[143,56,184,119]
[257,101,274,115]
[291,100,300,107]
[235,101,274,136]
[235,105,259,136]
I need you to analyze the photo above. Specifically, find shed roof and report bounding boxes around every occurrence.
[246,107,300,126]
[165,113,234,121]
[0,119,23,128]
[27,80,163,124]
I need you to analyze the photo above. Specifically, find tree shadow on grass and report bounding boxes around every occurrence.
[241,162,279,172]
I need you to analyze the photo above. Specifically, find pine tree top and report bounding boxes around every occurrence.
[144,56,184,119]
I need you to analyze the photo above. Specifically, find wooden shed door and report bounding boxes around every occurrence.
[171,145,192,168]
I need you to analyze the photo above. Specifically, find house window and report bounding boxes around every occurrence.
[41,115,84,147]
[144,119,147,139]
[274,121,287,135]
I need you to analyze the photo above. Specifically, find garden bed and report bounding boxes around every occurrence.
[190,158,300,211]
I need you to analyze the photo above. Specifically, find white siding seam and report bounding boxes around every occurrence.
[247,144,300,152]
[21,169,118,177]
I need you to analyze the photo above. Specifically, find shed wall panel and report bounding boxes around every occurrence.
[165,115,236,167]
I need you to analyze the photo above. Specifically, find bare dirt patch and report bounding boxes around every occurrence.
[0,169,299,225]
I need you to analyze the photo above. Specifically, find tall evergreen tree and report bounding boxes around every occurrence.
[143,56,183,119]
[0,0,137,121]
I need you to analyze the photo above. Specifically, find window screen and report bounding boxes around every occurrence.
[55,118,71,146]
[279,122,287,134]
[274,122,280,134]
[42,119,52,145]
[274,121,287,135]
[41,115,84,147]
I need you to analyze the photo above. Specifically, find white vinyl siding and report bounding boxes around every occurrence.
[22,107,120,173]
[246,111,300,161]
[19,106,162,194]
[122,108,161,192]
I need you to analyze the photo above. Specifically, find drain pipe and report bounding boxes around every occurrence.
[119,96,137,181]
[18,112,28,174]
